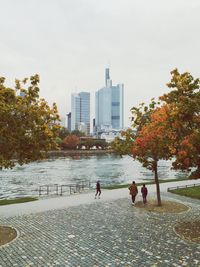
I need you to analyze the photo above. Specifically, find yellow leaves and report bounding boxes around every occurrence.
[0,75,60,168]
[0,77,5,85]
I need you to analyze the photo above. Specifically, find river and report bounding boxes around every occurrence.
[0,155,187,199]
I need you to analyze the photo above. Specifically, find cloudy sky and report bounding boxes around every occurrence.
[1,0,200,127]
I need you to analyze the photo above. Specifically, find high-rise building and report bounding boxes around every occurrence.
[71,92,90,135]
[95,68,124,135]
[67,112,71,131]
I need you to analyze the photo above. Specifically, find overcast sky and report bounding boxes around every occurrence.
[1,0,200,127]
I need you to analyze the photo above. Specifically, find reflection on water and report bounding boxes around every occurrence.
[0,155,187,199]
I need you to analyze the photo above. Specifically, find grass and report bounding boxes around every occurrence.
[0,197,38,206]
[169,185,200,200]
[102,177,188,190]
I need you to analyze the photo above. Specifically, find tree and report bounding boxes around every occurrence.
[61,135,80,150]
[111,129,135,157]
[132,105,175,206]
[71,130,85,137]
[160,69,200,178]
[58,127,70,140]
[0,75,60,168]
[112,99,173,205]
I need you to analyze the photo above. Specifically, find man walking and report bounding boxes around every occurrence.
[128,181,138,205]
[95,181,101,199]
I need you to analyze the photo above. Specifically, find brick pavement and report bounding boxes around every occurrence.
[0,194,200,267]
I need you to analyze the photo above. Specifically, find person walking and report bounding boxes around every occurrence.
[95,180,101,199]
[128,181,138,205]
[141,184,148,204]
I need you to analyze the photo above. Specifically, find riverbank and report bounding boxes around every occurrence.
[47,149,114,157]
[0,179,199,217]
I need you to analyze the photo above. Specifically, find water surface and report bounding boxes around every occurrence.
[0,155,187,199]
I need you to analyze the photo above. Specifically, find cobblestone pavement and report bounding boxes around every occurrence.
[0,194,200,267]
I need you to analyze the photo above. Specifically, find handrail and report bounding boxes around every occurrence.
[38,180,91,196]
[167,183,200,192]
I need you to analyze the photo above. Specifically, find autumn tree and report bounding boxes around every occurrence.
[111,128,135,157]
[0,75,60,168]
[61,135,80,150]
[160,69,200,178]
[132,105,175,205]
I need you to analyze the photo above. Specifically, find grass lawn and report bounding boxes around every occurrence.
[102,177,188,190]
[0,197,38,206]
[169,185,200,200]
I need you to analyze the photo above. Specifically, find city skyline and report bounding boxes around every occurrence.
[69,68,124,134]
[1,0,200,127]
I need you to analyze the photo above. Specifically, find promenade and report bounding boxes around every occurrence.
[0,180,200,267]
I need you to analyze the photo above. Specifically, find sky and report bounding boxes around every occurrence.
[0,0,200,127]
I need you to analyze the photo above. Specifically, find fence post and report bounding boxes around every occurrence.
[56,184,58,195]
[39,186,41,196]
[47,185,49,195]
[70,185,72,194]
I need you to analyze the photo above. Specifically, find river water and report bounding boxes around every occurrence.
[0,155,187,199]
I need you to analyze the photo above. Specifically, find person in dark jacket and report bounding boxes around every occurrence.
[95,181,101,199]
[141,184,148,204]
[128,181,138,205]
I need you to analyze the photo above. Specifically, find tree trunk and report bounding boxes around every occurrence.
[190,158,200,179]
[154,161,162,206]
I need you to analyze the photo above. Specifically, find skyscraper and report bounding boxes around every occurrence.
[67,112,71,131]
[71,92,90,135]
[95,68,124,134]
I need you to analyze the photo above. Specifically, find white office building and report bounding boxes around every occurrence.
[95,68,124,135]
[71,92,90,135]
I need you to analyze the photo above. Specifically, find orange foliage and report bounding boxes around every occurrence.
[132,105,176,161]
[62,135,80,150]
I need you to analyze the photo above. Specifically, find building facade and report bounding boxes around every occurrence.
[71,92,90,135]
[67,112,71,131]
[95,68,124,135]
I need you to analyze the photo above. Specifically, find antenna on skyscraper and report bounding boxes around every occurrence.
[105,60,111,87]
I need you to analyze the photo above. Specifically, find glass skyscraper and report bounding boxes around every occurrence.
[71,92,90,135]
[95,68,124,134]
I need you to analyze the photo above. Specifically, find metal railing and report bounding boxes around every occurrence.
[38,180,91,196]
[167,183,200,192]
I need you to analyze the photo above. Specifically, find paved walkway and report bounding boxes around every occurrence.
[0,179,199,218]
[0,180,200,266]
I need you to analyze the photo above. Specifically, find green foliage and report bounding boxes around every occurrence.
[0,197,38,205]
[71,130,85,137]
[102,177,188,190]
[0,75,60,168]
[169,185,200,200]
[58,127,70,140]
[130,98,160,130]
[78,139,107,149]
[111,129,135,157]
